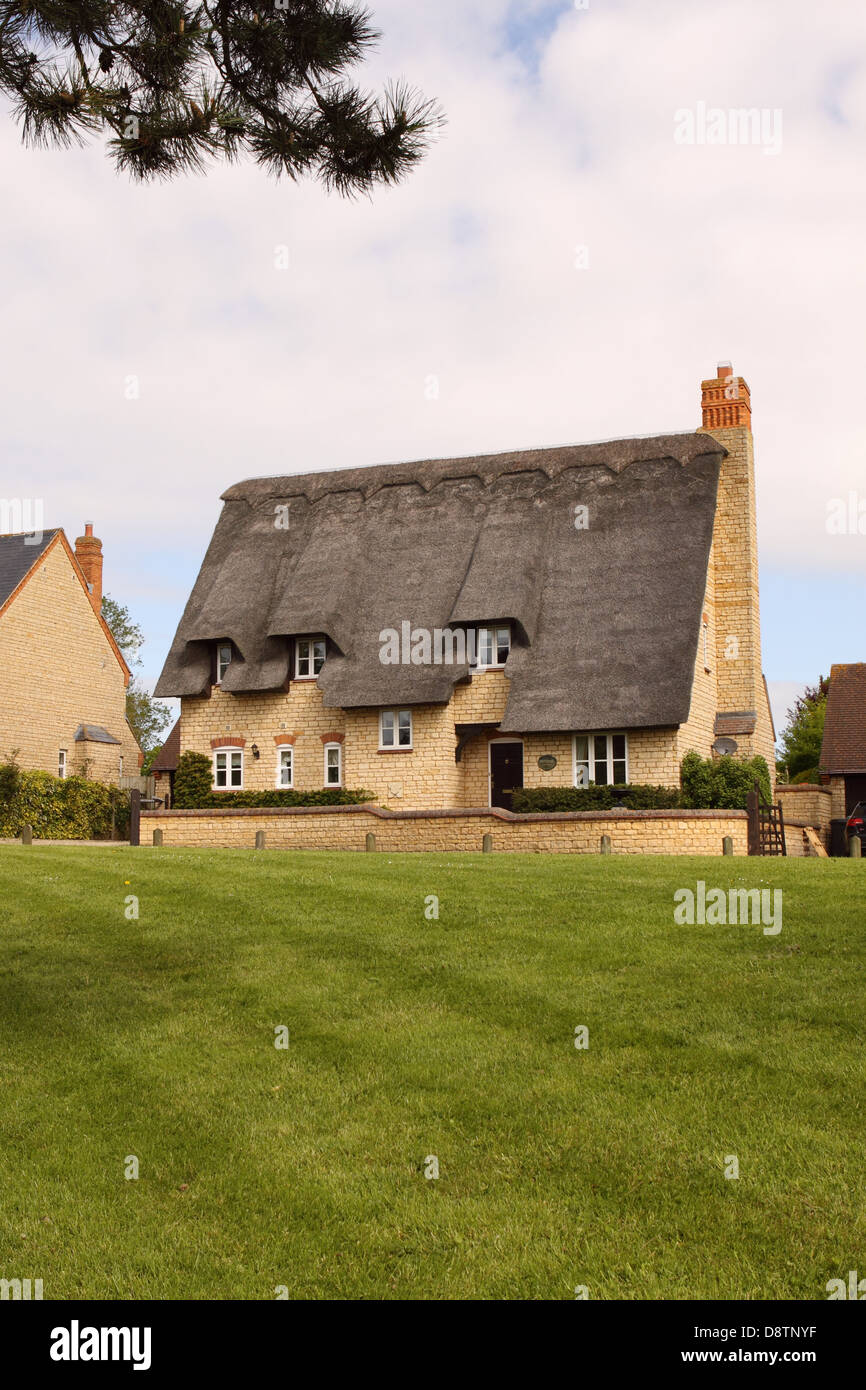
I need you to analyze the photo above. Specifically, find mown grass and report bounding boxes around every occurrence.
[0,846,863,1300]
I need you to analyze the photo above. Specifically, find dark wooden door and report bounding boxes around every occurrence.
[490,742,523,810]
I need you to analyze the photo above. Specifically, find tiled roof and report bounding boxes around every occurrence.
[0,530,59,606]
[74,723,121,744]
[151,719,180,772]
[820,664,866,773]
[714,711,757,737]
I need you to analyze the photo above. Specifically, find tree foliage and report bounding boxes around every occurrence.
[776,675,829,782]
[101,592,172,753]
[0,1,440,191]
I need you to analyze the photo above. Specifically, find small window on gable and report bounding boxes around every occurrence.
[295,638,327,678]
[276,746,293,788]
[475,625,511,669]
[574,733,628,787]
[213,749,243,789]
[380,709,412,749]
[58,749,67,779]
[324,743,342,786]
[216,642,232,684]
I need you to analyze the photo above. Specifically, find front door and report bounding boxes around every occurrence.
[490,741,523,810]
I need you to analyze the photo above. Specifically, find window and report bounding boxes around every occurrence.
[213,749,243,789]
[276,746,293,788]
[58,749,67,779]
[324,743,342,786]
[295,638,326,678]
[216,642,232,683]
[118,756,124,778]
[574,733,628,787]
[475,625,511,669]
[380,709,412,749]
[702,620,711,671]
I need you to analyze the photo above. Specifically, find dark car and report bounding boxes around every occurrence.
[846,802,866,847]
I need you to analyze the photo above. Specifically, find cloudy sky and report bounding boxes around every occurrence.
[3,0,864,737]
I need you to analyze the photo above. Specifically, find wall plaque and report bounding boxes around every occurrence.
[537,754,557,771]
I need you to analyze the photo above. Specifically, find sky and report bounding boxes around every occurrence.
[2,0,865,740]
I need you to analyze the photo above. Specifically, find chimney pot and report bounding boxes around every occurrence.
[717,361,733,379]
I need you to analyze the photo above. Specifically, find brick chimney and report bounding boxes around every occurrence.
[697,362,775,780]
[75,522,103,617]
[701,361,751,429]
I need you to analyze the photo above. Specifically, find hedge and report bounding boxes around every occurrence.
[0,765,128,840]
[172,751,374,810]
[680,751,772,810]
[511,784,682,813]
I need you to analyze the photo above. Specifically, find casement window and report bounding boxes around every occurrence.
[475,625,511,669]
[58,749,67,779]
[380,709,413,749]
[324,743,342,786]
[573,733,628,787]
[295,638,326,678]
[702,620,711,671]
[276,746,293,789]
[216,642,232,684]
[118,756,124,778]
[213,749,243,789]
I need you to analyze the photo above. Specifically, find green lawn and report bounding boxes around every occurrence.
[0,845,863,1301]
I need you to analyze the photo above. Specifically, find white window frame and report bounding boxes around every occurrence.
[295,637,327,679]
[58,749,67,779]
[213,748,244,789]
[216,642,232,684]
[275,744,294,789]
[324,742,343,787]
[379,709,413,749]
[118,756,124,778]
[474,624,511,670]
[573,732,629,788]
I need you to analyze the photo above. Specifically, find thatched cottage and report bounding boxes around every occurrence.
[154,364,775,809]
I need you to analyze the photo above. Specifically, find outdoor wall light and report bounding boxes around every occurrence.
[251,744,260,759]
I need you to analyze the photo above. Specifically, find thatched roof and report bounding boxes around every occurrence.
[155,432,725,731]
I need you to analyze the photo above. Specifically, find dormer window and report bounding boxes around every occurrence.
[216,642,232,684]
[295,637,326,679]
[475,625,511,669]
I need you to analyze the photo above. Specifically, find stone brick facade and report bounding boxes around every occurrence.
[0,530,141,781]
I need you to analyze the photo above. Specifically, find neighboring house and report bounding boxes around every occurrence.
[820,663,866,818]
[155,364,775,810]
[0,523,142,782]
[151,718,180,806]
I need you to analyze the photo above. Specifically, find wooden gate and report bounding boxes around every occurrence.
[747,781,787,856]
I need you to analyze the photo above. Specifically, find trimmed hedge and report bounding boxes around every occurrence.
[173,751,374,810]
[680,751,772,810]
[0,766,128,840]
[511,784,682,813]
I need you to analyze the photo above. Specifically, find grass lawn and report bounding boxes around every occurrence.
[0,845,863,1301]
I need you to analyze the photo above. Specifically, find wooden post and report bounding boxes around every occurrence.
[722,836,733,856]
[152,828,163,847]
[365,832,376,852]
[600,835,612,855]
[21,824,33,845]
[255,830,266,850]
[129,789,141,847]
[849,834,862,859]
[482,833,492,853]
[746,786,760,856]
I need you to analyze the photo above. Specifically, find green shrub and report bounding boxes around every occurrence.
[680,751,772,810]
[173,752,214,808]
[172,753,374,809]
[0,767,126,840]
[511,784,682,813]
[790,767,820,785]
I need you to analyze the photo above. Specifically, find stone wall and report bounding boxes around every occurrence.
[142,804,748,855]
[776,783,833,853]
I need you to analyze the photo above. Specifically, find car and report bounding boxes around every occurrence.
[845,802,866,848]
